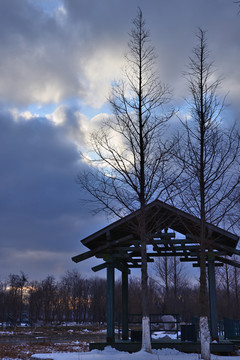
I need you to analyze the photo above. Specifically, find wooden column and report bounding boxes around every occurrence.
[208,257,218,340]
[107,261,115,343]
[122,270,129,340]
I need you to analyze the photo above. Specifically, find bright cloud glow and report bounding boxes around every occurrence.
[10,108,40,122]
[46,104,68,125]
[80,49,123,108]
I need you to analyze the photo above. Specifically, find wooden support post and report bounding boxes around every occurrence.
[107,261,115,343]
[208,257,218,340]
[122,270,129,340]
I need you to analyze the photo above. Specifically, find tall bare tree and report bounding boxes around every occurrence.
[8,272,28,324]
[153,256,186,313]
[77,8,176,352]
[235,1,240,13]
[174,29,240,360]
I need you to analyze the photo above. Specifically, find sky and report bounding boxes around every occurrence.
[0,0,240,283]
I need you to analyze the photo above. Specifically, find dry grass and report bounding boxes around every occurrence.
[0,341,88,360]
[0,324,106,360]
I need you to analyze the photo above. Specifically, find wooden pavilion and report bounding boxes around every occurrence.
[72,199,240,346]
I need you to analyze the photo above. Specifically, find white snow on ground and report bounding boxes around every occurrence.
[29,346,240,360]
[151,331,180,340]
[0,331,14,335]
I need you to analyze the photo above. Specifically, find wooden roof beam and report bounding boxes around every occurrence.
[213,243,240,256]
[152,239,196,245]
[150,232,175,239]
[180,257,199,262]
[72,234,134,263]
[92,263,107,272]
[92,260,130,274]
[192,262,224,267]
[149,238,162,256]
[215,255,240,269]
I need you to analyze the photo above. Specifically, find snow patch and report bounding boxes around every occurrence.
[151,330,180,340]
[30,346,240,360]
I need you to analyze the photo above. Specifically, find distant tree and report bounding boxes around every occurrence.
[89,277,106,324]
[128,277,142,315]
[216,257,240,319]
[153,256,186,313]
[174,29,240,360]
[8,272,28,324]
[61,270,87,323]
[179,283,200,323]
[28,280,43,324]
[0,280,7,324]
[216,262,233,318]
[41,275,56,324]
[77,8,176,352]
[235,1,240,13]
[232,256,240,314]
[154,257,172,312]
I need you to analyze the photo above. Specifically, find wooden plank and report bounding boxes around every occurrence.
[128,264,141,268]
[208,259,218,339]
[213,243,240,256]
[180,257,199,262]
[215,255,240,268]
[150,232,176,239]
[150,239,192,245]
[186,233,200,242]
[92,263,107,272]
[114,262,131,274]
[129,257,154,263]
[107,262,115,343]
[122,271,129,340]
[72,234,133,263]
[193,262,223,267]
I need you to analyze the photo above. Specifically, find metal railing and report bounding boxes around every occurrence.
[117,313,180,340]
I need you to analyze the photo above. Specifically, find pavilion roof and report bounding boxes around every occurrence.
[72,199,240,271]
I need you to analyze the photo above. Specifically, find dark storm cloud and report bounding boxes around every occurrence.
[0,0,238,107]
[0,0,84,105]
[61,0,240,109]
[0,109,106,280]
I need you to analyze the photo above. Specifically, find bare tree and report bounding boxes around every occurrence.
[41,275,56,324]
[153,256,186,313]
[89,277,106,324]
[235,1,240,13]
[77,8,176,352]
[29,280,43,324]
[0,280,7,325]
[216,255,240,318]
[232,256,240,313]
[216,262,233,315]
[174,29,240,360]
[8,272,28,325]
[61,270,86,323]
[154,257,173,311]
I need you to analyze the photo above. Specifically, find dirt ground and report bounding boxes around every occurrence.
[0,324,107,360]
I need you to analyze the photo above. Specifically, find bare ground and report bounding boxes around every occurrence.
[0,324,107,360]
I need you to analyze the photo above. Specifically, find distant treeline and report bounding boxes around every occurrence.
[0,257,239,326]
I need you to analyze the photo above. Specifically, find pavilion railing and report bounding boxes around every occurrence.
[117,313,180,340]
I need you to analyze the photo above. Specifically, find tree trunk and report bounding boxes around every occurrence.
[199,34,211,359]
[200,316,211,360]
[234,266,239,314]
[140,209,152,353]
[199,246,211,360]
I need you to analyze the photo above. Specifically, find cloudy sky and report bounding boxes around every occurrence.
[0,0,239,282]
